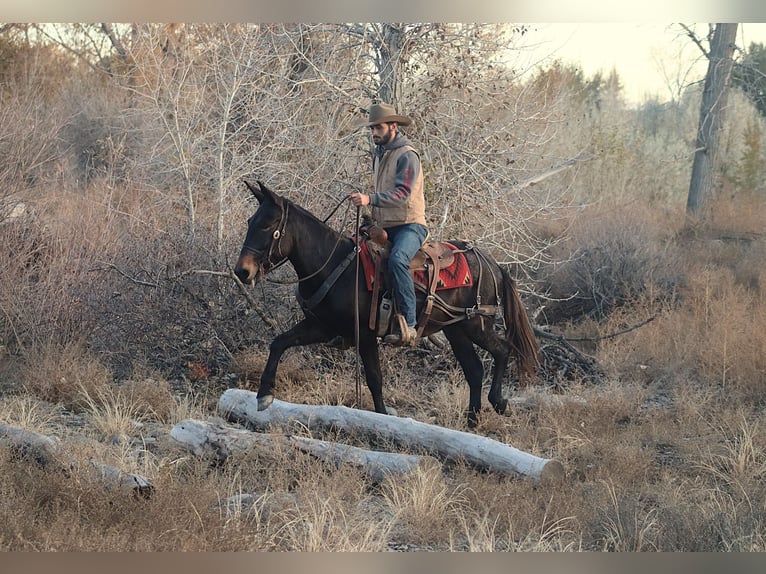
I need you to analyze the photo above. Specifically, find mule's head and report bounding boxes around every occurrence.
[233,180,288,285]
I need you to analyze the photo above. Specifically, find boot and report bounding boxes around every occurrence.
[384,325,418,347]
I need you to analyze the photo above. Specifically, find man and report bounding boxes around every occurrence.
[349,102,429,346]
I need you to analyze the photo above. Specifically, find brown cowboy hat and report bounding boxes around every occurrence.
[355,102,412,128]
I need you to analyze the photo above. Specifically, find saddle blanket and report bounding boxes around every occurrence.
[359,240,473,292]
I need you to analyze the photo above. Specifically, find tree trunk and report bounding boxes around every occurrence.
[378,24,406,106]
[686,23,738,216]
[217,390,565,484]
[171,418,438,482]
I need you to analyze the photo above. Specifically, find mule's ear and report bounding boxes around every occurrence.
[244,179,264,202]
[256,180,283,206]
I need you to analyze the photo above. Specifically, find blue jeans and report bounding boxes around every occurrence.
[386,223,429,327]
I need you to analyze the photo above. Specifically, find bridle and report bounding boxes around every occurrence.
[239,201,291,275]
[240,196,353,285]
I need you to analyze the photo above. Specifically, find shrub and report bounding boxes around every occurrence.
[535,202,684,324]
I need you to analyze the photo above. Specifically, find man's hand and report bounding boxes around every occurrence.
[348,192,371,207]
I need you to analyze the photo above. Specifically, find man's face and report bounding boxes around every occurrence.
[370,122,395,146]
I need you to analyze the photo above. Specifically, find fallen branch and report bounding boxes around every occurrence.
[171,418,437,482]
[0,424,153,498]
[532,316,658,387]
[217,390,565,484]
[557,314,658,342]
[533,326,603,386]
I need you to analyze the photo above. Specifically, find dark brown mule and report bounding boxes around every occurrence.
[233,180,539,426]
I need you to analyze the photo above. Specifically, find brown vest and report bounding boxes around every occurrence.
[372,144,427,228]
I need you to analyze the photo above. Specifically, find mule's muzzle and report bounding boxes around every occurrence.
[234,253,258,285]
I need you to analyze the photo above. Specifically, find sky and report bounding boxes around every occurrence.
[516,23,766,105]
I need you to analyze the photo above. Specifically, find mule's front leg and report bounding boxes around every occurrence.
[358,338,388,415]
[257,318,334,410]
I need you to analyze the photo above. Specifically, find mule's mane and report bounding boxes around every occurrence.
[282,195,350,241]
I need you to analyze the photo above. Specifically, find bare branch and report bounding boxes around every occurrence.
[538,314,658,344]
[679,23,710,59]
[95,263,159,288]
[515,153,594,192]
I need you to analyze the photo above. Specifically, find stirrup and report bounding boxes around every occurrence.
[383,315,418,346]
[383,326,418,346]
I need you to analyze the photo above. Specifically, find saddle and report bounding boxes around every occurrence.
[358,224,473,339]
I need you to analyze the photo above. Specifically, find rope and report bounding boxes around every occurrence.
[353,205,362,408]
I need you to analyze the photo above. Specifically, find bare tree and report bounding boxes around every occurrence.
[47,23,586,290]
[685,23,739,216]
[328,24,579,286]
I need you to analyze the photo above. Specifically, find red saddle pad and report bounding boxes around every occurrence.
[359,241,473,292]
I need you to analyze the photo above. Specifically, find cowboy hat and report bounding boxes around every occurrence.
[355,102,412,128]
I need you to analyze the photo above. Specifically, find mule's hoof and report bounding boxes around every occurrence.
[493,398,509,416]
[257,394,274,411]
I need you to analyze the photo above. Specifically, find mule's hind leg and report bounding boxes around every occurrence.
[257,318,335,410]
[443,325,485,427]
[454,318,512,416]
[483,334,511,416]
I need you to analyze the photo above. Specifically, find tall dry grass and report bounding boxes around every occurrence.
[599,196,766,404]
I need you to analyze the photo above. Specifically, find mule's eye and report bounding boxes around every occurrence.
[259,219,279,233]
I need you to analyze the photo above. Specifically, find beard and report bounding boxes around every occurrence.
[372,126,393,146]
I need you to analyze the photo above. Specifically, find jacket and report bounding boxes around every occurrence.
[369,134,427,229]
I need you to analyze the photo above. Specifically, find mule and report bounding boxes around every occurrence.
[233,180,539,426]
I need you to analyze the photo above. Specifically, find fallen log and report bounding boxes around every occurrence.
[171,418,437,482]
[0,424,59,465]
[0,424,154,498]
[218,390,565,484]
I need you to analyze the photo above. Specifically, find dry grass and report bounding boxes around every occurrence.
[1,184,766,551]
[20,341,115,409]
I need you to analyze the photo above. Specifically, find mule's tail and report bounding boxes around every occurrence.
[501,266,540,379]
